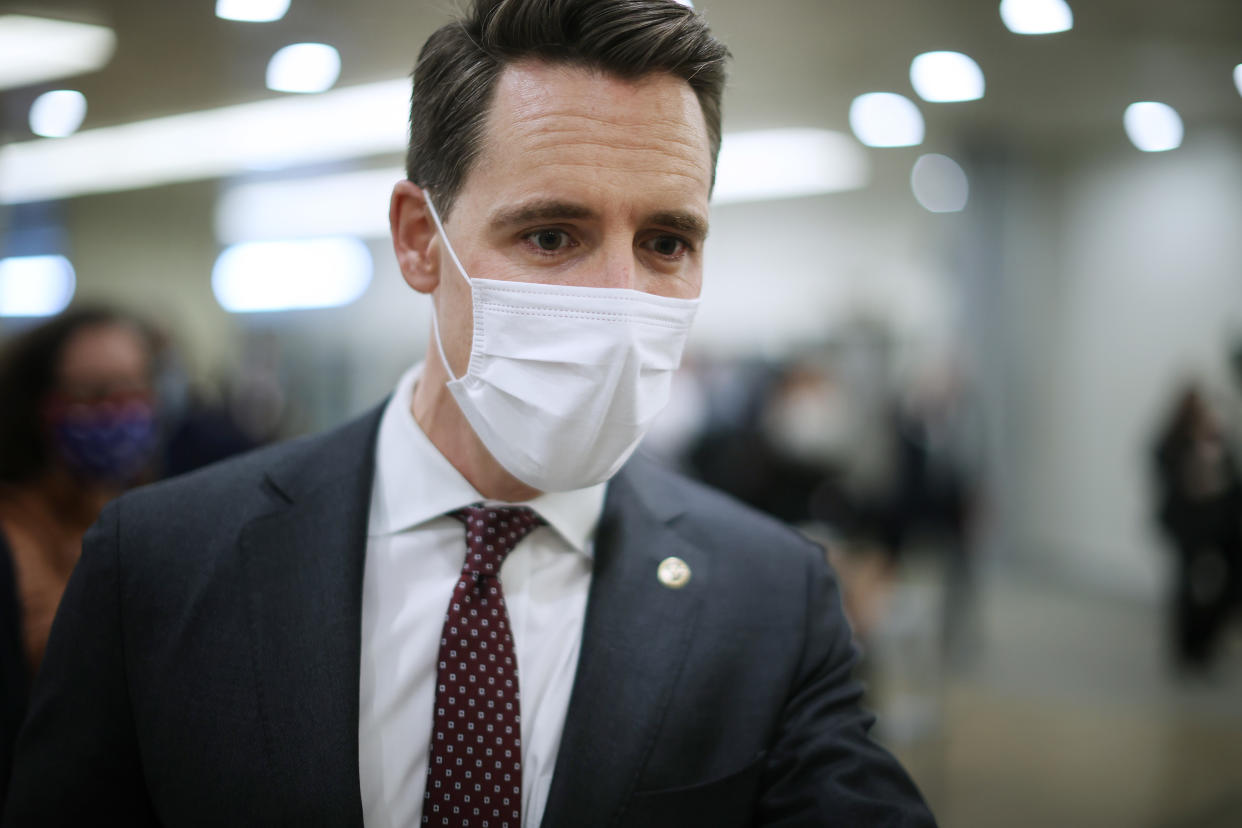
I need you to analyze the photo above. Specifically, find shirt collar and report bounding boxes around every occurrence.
[369,362,606,555]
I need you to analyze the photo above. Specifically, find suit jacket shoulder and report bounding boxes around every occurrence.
[116,403,383,561]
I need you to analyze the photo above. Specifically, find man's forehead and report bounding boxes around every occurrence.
[489,59,709,144]
[464,60,713,198]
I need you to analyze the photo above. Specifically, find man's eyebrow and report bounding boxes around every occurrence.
[488,200,709,242]
[489,200,597,229]
[648,211,709,242]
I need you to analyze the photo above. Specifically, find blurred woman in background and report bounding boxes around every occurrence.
[1153,382,1242,672]
[0,307,157,802]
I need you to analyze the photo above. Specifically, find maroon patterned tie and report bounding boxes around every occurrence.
[422,504,544,828]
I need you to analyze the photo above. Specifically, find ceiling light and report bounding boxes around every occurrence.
[1123,102,1183,152]
[0,15,116,91]
[911,154,969,213]
[712,129,869,205]
[216,168,400,243]
[910,52,985,102]
[216,0,291,23]
[29,89,88,138]
[212,237,372,312]
[849,93,924,148]
[0,255,76,317]
[1234,64,1241,98]
[266,43,341,94]
[999,0,1073,35]
[0,78,409,205]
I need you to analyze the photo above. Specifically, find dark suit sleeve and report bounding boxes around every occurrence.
[755,546,936,827]
[2,501,157,826]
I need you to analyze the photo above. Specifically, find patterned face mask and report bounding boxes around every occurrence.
[43,390,158,485]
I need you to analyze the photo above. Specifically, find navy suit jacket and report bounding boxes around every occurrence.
[3,405,934,826]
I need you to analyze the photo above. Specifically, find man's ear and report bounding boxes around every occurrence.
[390,180,440,294]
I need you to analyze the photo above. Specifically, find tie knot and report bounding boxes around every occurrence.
[450,504,544,576]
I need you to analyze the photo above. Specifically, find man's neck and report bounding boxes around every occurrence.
[410,356,542,504]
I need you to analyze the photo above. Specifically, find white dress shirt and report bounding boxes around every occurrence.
[359,363,605,828]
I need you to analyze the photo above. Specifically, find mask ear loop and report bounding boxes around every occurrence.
[424,194,472,384]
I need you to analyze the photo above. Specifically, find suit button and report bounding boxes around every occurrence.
[657,556,692,589]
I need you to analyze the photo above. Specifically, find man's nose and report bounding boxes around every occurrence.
[597,238,638,290]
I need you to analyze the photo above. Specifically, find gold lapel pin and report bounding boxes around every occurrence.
[657,556,691,589]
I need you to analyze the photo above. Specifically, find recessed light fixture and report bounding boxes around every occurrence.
[0,78,409,205]
[0,255,76,317]
[29,89,88,138]
[849,93,924,148]
[266,43,341,94]
[1123,102,1183,152]
[216,168,400,243]
[999,0,1073,35]
[910,52,985,102]
[212,237,372,312]
[713,128,870,204]
[216,0,291,23]
[911,154,969,213]
[0,15,116,91]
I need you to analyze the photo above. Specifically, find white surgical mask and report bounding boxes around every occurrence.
[425,196,699,492]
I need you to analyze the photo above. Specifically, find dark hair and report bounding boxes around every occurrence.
[406,0,729,217]
[0,307,152,484]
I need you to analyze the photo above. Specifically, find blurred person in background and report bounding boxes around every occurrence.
[4,0,933,824]
[687,361,833,526]
[684,356,863,531]
[878,355,983,663]
[1152,381,1242,672]
[761,359,861,529]
[149,327,265,479]
[757,358,896,642]
[0,306,157,805]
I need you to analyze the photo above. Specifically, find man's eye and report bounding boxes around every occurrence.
[649,236,687,257]
[529,229,570,251]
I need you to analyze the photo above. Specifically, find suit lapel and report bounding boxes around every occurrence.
[239,409,382,826]
[541,460,708,828]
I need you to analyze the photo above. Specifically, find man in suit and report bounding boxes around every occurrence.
[4,0,935,825]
